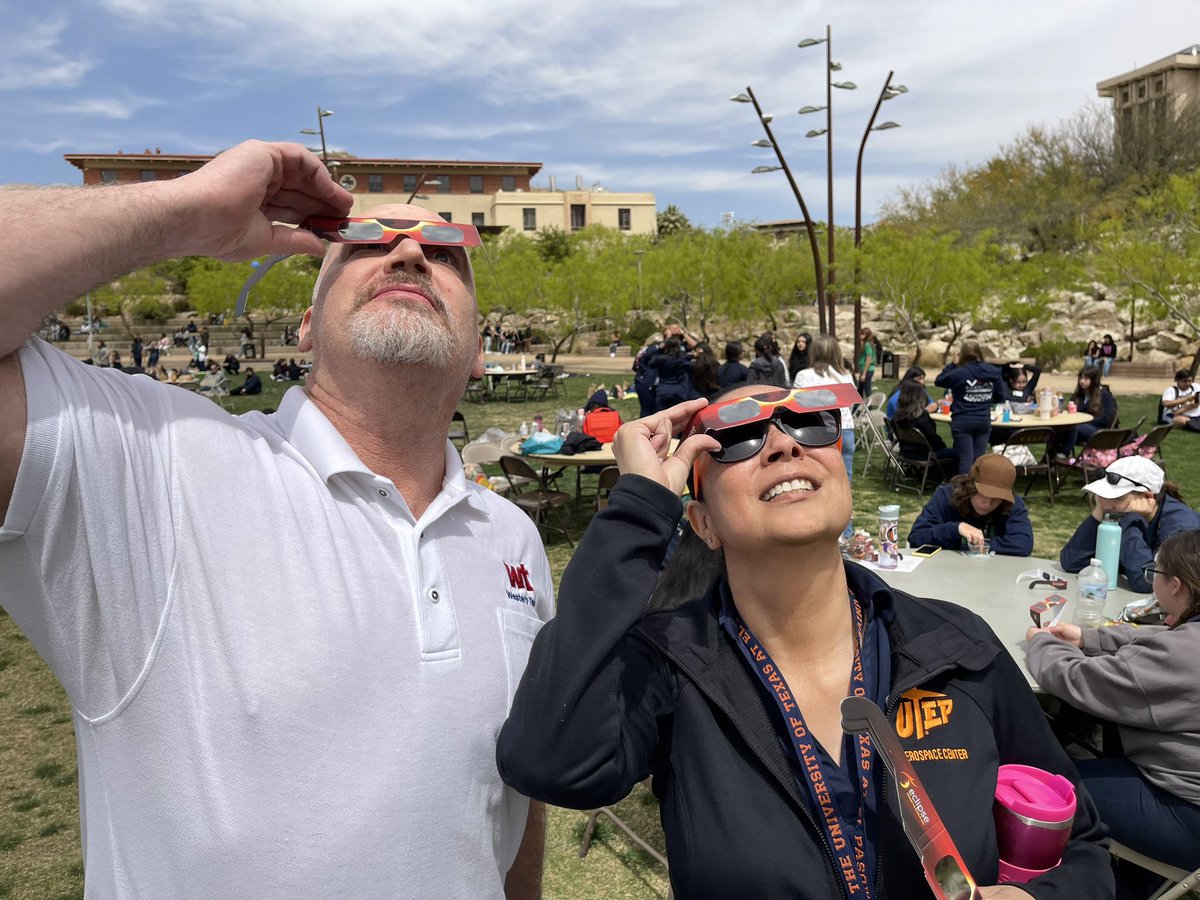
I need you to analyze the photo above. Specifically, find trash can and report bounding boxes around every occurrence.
[881,350,898,380]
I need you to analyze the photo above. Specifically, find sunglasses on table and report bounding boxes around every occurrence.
[235,218,481,316]
[1104,470,1153,492]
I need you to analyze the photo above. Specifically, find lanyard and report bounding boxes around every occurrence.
[731,596,876,899]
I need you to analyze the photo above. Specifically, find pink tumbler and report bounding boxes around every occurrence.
[993,764,1076,883]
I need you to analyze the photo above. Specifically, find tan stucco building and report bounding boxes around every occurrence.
[62,152,658,235]
[1097,44,1200,140]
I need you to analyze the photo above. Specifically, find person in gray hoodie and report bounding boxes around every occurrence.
[1025,527,1200,874]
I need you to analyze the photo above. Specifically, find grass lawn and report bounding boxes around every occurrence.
[2,371,1197,898]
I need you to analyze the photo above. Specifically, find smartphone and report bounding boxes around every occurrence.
[910,544,941,558]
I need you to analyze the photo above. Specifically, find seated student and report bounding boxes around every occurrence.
[222,352,241,375]
[892,378,958,480]
[1067,365,1116,447]
[884,365,933,419]
[1162,369,1200,432]
[230,367,262,396]
[271,358,288,382]
[999,361,1041,406]
[1060,456,1200,593]
[908,454,1034,556]
[285,358,303,381]
[497,388,1113,899]
[1026,527,1200,878]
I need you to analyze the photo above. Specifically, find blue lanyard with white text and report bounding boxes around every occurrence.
[732,596,876,899]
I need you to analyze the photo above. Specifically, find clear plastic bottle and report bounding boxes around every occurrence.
[518,421,529,438]
[877,505,900,569]
[1096,514,1122,591]
[1074,558,1109,627]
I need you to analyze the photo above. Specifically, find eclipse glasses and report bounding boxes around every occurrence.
[235,217,482,317]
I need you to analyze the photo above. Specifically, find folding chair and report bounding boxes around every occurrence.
[500,455,573,546]
[594,466,621,511]
[447,411,469,449]
[464,379,487,403]
[890,425,940,495]
[1137,424,1172,475]
[866,391,887,411]
[995,426,1057,504]
[858,409,895,477]
[1109,841,1200,900]
[526,373,556,402]
[1055,427,1132,486]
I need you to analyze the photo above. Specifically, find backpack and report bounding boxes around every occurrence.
[1076,432,1154,469]
[582,407,623,444]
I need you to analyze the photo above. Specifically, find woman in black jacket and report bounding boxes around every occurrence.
[498,387,1112,900]
[935,339,1003,475]
[893,378,958,481]
[788,332,812,380]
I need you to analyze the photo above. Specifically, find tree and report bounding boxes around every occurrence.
[88,267,171,340]
[187,256,317,356]
[656,204,692,238]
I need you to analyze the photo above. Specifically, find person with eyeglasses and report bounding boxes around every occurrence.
[498,385,1114,900]
[1059,456,1199,593]
[0,141,552,898]
[1026,528,1200,887]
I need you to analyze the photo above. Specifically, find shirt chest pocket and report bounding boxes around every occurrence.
[498,608,545,710]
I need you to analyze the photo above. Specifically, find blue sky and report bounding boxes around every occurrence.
[2,0,1195,228]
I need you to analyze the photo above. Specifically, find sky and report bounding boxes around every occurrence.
[2,0,1196,228]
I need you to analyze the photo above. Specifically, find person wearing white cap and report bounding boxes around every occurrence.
[1060,456,1200,592]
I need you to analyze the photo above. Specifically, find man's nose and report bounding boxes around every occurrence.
[381,237,429,274]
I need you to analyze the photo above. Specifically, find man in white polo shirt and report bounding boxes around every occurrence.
[0,141,552,898]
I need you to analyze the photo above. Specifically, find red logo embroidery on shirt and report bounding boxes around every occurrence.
[504,562,534,592]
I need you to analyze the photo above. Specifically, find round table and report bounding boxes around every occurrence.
[931,411,1094,429]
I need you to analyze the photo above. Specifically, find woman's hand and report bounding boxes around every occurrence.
[1024,623,1084,647]
[958,522,986,549]
[611,399,720,496]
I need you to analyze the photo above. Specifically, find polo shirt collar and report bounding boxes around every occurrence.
[271,387,488,517]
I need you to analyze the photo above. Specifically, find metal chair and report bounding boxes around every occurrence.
[1109,841,1200,900]
[866,391,887,411]
[464,379,487,403]
[499,455,573,546]
[1137,424,1172,475]
[447,411,469,449]
[1055,427,1133,485]
[594,466,621,511]
[889,425,940,495]
[995,426,1058,504]
[857,409,895,477]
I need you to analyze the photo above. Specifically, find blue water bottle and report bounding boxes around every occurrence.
[1096,514,1122,590]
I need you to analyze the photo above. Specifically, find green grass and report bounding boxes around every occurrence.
[2,374,1197,897]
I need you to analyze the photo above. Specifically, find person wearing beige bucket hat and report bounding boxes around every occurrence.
[908,453,1035,556]
[1060,456,1200,592]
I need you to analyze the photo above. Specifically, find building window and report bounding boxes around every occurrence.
[100,170,118,184]
[618,208,631,231]
[140,169,156,182]
[1121,88,1130,104]
[1154,78,1164,94]
[469,175,483,193]
[471,212,485,227]
[403,174,418,193]
[501,175,516,192]
[570,204,586,230]
[438,212,452,222]
[523,208,537,231]
[1138,83,1146,99]
[368,174,384,193]
[437,175,451,193]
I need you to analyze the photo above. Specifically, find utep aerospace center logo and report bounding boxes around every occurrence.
[503,562,537,608]
[895,688,954,741]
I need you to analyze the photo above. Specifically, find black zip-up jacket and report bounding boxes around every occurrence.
[498,477,1113,899]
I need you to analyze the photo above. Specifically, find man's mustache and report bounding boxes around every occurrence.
[353,274,449,317]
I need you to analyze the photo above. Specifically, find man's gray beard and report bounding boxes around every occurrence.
[345,304,467,368]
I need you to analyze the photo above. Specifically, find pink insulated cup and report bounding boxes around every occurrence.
[993,764,1076,883]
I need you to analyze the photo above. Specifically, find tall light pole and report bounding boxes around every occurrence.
[799,26,856,340]
[299,106,334,164]
[731,88,828,335]
[854,74,904,357]
[634,249,646,316]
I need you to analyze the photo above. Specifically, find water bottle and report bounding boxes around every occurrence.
[1096,514,1122,590]
[518,421,529,438]
[877,505,900,569]
[520,353,527,370]
[1073,558,1108,627]
[1002,404,1011,423]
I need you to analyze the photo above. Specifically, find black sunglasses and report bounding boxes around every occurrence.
[708,409,842,464]
[1105,470,1153,492]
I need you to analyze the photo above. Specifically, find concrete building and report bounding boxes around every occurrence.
[62,152,657,235]
[1097,44,1200,141]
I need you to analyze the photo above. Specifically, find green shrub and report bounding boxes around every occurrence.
[129,298,174,322]
[625,318,659,346]
[1028,339,1084,371]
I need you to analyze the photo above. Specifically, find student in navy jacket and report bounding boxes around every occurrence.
[1060,456,1200,593]
[498,387,1113,900]
[1060,365,1116,452]
[934,340,1003,475]
[908,454,1033,556]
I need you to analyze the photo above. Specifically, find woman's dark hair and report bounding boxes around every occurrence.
[788,332,812,376]
[1155,529,1200,626]
[948,473,1013,520]
[649,523,725,609]
[724,341,743,363]
[1103,334,1114,343]
[753,334,778,359]
[900,365,925,383]
[692,346,720,397]
[661,335,684,357]
[895,379,928,423]
[1072,364,1103,417]
[958,340,984,364]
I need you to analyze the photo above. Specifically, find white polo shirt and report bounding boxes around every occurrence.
[0,338,554,900]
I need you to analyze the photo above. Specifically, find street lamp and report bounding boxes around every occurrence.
[634,249,646,315]
[299,106,334,164]
[854,71,905,356]
[733,87,828,334]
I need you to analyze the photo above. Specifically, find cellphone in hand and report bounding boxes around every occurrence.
[910,544,941,558]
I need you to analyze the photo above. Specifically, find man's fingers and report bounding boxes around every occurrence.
[267,224,326,258]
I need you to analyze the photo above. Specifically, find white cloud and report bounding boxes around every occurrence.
[42,94,163,120]
[0,15,93,91]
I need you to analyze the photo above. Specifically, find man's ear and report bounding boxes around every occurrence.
[686,499,722,551]
[297,307,314,352]
[470,334,485,380]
